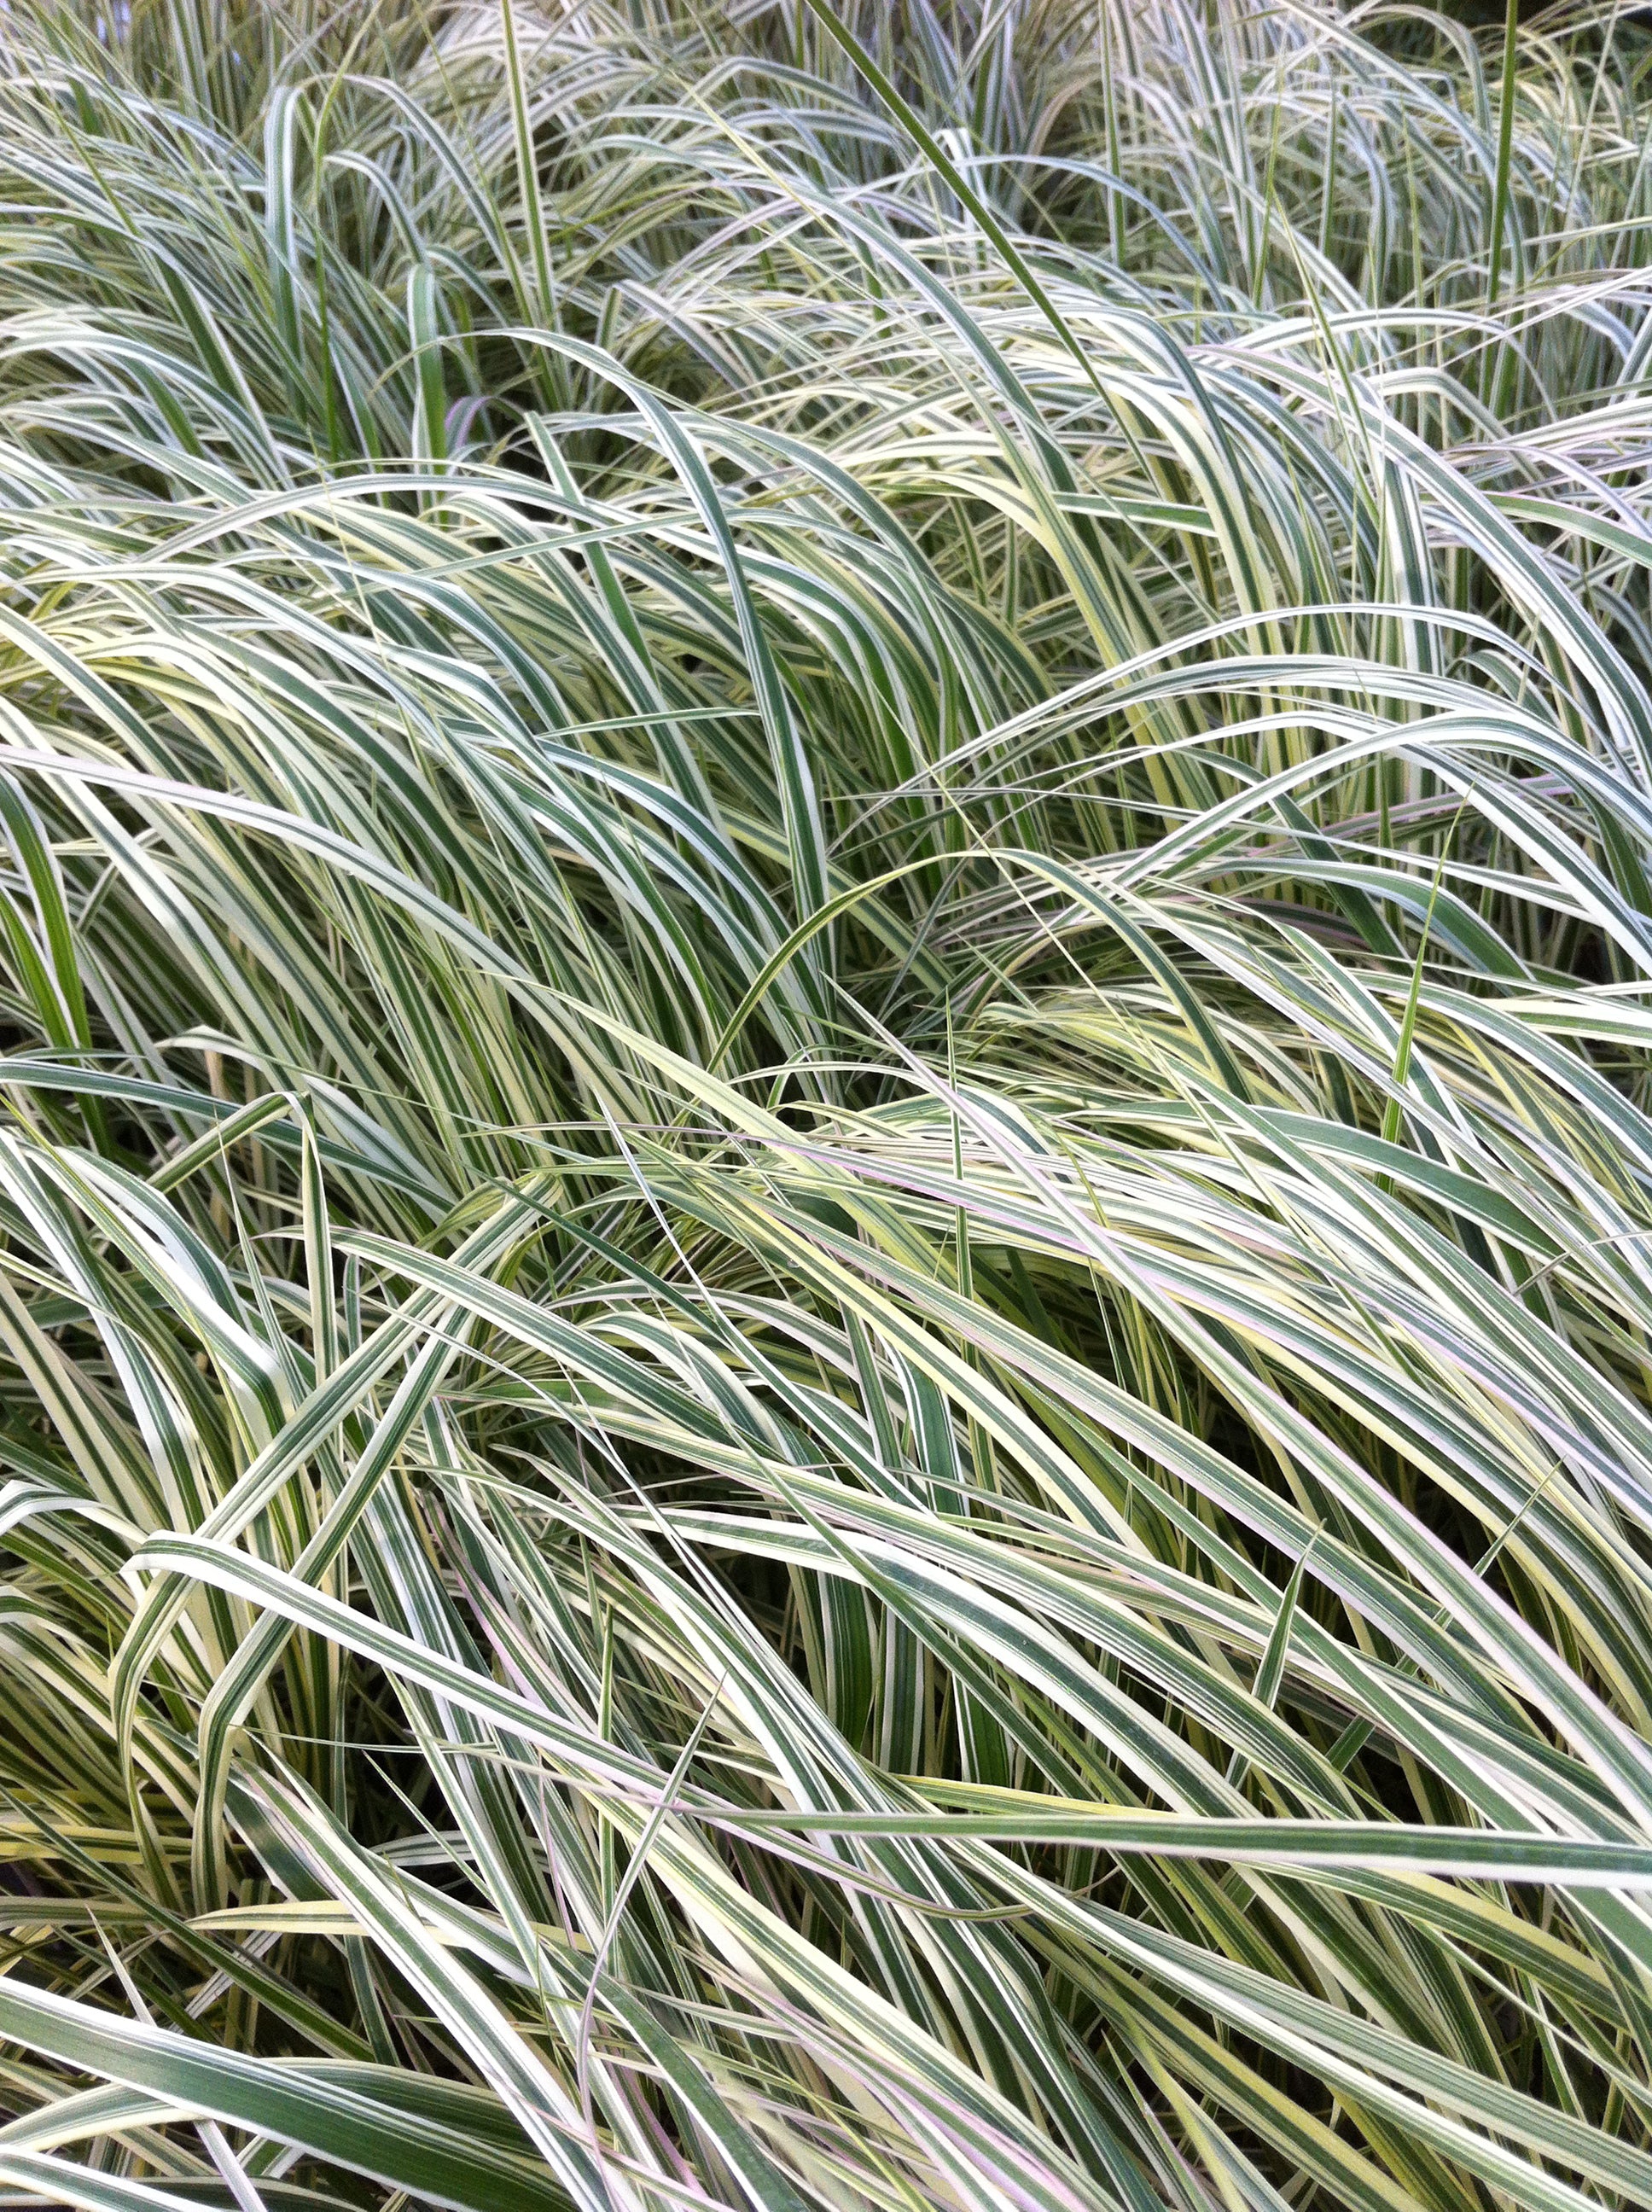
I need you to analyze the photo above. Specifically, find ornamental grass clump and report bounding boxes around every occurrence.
[5,2,1652,2207]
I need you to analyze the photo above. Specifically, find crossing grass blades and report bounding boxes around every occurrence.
[6,3,1652,2209]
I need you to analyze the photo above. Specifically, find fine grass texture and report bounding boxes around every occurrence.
[6,1,1652,2206]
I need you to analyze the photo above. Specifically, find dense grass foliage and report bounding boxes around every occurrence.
[10,1,1652,2206]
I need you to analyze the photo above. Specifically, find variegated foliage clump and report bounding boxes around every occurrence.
[3,7,1652,2212]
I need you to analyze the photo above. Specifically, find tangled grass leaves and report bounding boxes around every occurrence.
[6,2,1652,2207]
